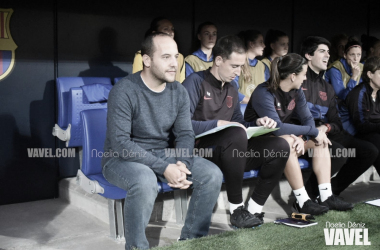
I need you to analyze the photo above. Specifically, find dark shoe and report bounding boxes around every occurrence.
[320,195,354,211]
[253,212,265,224]
[293,199,329,215]
[230,206,263,228]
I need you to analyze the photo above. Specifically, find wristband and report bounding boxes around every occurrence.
[299,135,308,144]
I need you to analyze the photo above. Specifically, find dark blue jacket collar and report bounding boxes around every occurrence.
[193,48,213,62]
[248,58,258,66]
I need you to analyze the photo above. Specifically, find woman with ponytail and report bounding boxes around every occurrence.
[325,38,363,100]
[245,53,353,215]
[132,17,185,82]
[234,30,270,104]
[261,29,289,71]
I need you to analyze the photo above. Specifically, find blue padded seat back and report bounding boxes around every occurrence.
[67,86,109,147]
[81,109,108,176]
[56,77,111,128]
[81,108,176,198]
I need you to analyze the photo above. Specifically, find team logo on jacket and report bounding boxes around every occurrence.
[226,96,233,108]
[0,9,18,81]
[204,91,212,100]
[319,91,327,101]
[287,99,296,110]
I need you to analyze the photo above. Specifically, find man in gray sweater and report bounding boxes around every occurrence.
[102,32,223,250]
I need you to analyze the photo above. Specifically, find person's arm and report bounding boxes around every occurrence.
[172,86,195,169]
[182,74,218,135]
[107,83,169,175]
[185,62,195,78]
[251,87,319,137]
[346,88,380,134]
[132,52,143,73]
[326,67,358,100]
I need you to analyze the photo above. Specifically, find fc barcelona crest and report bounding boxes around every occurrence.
[0,9,17,81]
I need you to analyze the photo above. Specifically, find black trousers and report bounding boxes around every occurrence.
[304,131,378,197]
[355,132,380,173]
[195,127,289,205]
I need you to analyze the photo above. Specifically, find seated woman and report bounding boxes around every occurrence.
[185,22,217,77]
[132,17,185,83]
[325,38,363,100]
[245,53,353,214]
[361,35,380,62]
[235,30,270,104]
[346,56,380,178]
[261,29,289,71]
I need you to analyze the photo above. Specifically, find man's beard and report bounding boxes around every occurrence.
[150,63,176,83]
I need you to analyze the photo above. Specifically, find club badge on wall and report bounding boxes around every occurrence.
[0,9,17,81]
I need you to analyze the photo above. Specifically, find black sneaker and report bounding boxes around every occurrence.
[320,195,354,211]
[230,206,263,228]
[253,212,265,224]
[293,199,329,215]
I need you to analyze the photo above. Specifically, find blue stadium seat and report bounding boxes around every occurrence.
[76,108,186,239]
[298,158,310,169]
[52,77,112,147]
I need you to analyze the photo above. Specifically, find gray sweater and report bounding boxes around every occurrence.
[102,72,195,175]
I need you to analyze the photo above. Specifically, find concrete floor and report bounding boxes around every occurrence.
[1,180,379,250]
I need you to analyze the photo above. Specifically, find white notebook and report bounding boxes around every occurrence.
[195,124,279,139]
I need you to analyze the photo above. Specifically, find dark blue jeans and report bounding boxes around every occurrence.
[102,148,223,250]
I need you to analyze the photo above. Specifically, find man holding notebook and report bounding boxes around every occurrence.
[183,35,290,229]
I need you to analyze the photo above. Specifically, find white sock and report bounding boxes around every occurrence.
[247,198,263,214]
[229,202,244,214]
[293,186,310,208]
[319,183,332,202]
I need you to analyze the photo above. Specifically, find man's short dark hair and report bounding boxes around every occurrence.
[141,32,171,58]
[301,36,331,58]
[212,35,246,61]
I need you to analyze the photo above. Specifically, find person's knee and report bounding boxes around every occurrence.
[209,164,223,188]
[280,135,296,153]
[193,158,223,190]
[365,143,379,161]
[225,127,248,146]
[266,137,290,163]
[122,167,158,201]
[272,137,291,153]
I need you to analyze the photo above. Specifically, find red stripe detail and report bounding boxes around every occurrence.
[0,51,3,74]
[0,12,4,38]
